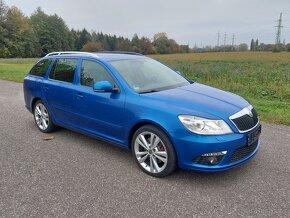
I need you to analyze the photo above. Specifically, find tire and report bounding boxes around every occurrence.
[131,125,177,177]
[33,100,56,133]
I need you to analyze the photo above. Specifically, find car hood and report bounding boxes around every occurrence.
[140,83,249,120]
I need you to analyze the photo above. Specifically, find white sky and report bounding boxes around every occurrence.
[5,0,290,47]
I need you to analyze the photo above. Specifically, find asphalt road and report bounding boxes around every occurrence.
[0,79,289,218]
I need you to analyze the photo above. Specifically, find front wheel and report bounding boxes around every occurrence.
[132,125,177,177]
[33,100,56,133]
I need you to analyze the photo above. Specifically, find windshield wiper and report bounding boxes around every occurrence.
[138,89,160,94]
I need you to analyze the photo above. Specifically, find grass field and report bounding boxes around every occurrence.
[0,58,37,82]
[0,52,289,125]
[150,52,290,125]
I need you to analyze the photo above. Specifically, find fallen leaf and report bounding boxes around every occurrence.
[43,136,54,141]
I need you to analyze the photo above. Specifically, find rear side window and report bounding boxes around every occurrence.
[80,60,114,87]
[49,58,78,83]
[30,59,52,77]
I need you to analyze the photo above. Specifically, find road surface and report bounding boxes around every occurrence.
[0,80,289,217]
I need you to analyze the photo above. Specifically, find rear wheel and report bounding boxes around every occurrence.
[132,125,177,177]
[33,100,56,133]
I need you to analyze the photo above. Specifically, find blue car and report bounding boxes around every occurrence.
[23,51,261,177]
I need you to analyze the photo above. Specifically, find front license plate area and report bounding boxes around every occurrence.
[248,125,261,146]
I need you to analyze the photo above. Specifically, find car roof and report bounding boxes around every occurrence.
[43,51,146,62]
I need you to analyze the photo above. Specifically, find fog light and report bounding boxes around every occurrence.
[193,151,227,166]
[201,151,227,157]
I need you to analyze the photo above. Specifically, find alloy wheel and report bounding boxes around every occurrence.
[34,103,49,130]
[134,131,168,174]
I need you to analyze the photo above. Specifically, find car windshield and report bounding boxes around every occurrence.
[109,58,190,93]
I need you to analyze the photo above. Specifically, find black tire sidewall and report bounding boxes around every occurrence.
[131,125,177,177]
[33,100,55,133]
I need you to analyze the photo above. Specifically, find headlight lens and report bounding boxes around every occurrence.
[178,115,233,135]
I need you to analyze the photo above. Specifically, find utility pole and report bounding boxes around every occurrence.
[224,32,227,46]
[232,33,235,46]
[275,13,283,49]
[231,33,235,51]
[217,31,220,46]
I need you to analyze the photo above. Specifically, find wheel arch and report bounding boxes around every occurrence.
[31,97,42,111]
[128,120,175,152]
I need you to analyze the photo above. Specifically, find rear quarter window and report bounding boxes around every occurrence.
[49,58,78,83]
[30,59,52,77]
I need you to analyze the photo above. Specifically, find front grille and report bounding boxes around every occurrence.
[231,108,259,131]
[230,140,258,163]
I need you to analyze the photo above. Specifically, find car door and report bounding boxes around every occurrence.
[73,59,125,143]
[24,59,53,111]
[43,58,79,126]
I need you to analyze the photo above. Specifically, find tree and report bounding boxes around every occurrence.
[75,28,91,50]
[0,0,8,57]
[239,43,248,51]
[153,32,168,41]
[250,39,255,51]
[169,39,179,53]
[132,34,140,46]
[115,37,131,51]
[179,45,189,53]
[0,1,189,57]
[153,32,170,54]
[2,6,39,57]
[286,43,290,52]
[131,33,140,52]
[139,37,154,54]
[0,0,7,22]
[255,39,259,50]
[70,29,80,50]
[31,8,75,56]
[30,8,52,55]
[81,41,103,52]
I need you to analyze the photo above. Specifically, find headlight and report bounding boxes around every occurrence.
[178,115,233,135]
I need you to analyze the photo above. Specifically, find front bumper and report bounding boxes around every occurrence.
[171,124,261,172]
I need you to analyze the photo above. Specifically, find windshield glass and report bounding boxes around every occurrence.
[109,58,190,93]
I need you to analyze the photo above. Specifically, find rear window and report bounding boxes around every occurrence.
[49,58,78,83]
[30,59,52,77]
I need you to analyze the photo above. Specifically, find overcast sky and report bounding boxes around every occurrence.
[5,0,290,47]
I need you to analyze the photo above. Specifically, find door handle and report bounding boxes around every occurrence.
[77,93,84,98]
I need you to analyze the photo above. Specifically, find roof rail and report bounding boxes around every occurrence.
[94,51,143,56]
[45,51,143,57]
[45,51,97,57]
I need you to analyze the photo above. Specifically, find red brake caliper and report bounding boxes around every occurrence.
[159,143,165,151]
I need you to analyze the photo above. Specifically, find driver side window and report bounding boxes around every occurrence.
[80,60,115,87]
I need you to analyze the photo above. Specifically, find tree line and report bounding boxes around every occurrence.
[0,0,190,58]
[193,39,290,53]
[1,0,289,57]
[250,38,290,52]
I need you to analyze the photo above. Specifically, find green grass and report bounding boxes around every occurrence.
[0,52,289,125]
[150,52,290,126]
[0,58,37,82]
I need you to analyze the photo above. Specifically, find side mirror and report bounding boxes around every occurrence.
[93,81,119,93]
